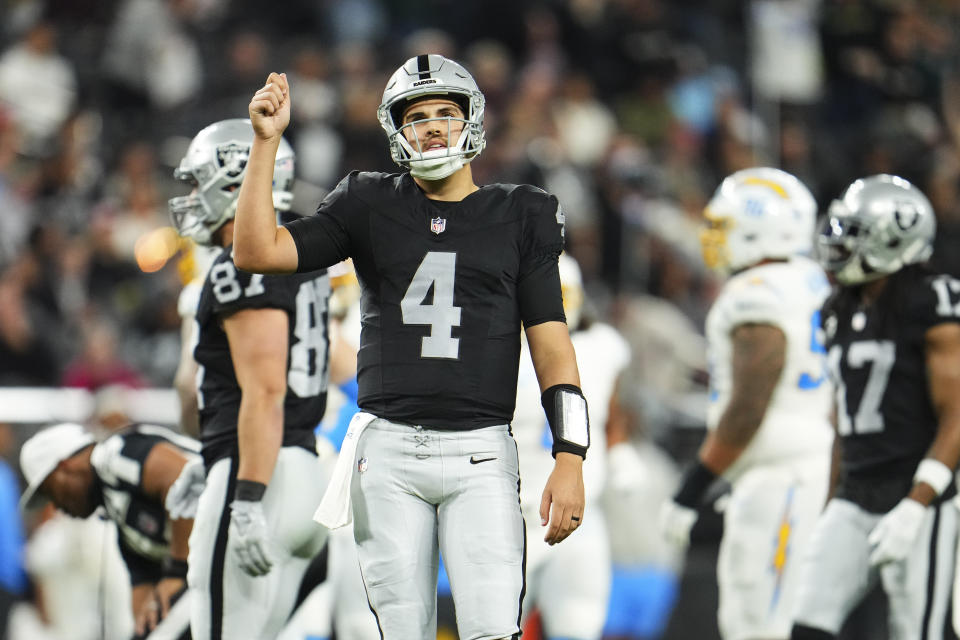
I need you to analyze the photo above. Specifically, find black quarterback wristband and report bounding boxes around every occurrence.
[161,556,188,580]
[541,383,590,459]
[234,479,267,502]
[673,461,718,509]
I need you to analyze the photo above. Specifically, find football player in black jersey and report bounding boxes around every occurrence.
[169,119,330,640]
[234,55,588,640]
[19,421,201,639]
[790,175,960,640]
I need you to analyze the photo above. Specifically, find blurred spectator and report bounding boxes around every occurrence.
[0,110,31,265]
[288,44,343,190]
[206,28,273,122]
[0,17,77,158]
[61,318,145,391]
[553,72,617,168]
[0,260,61,386]
[100,0,202,146]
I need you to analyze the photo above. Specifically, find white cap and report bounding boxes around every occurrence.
[19,423,95,511]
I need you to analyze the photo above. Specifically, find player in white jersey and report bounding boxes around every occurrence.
[514,253,631,639]
[659,168,834,640]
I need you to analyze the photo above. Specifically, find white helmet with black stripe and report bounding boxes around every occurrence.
[377,54,486,180]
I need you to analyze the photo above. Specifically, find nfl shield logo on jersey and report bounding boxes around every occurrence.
[430,217,446,235]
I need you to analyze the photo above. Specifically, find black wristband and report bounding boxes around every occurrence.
[673,461,718,509]
[234,479,267,502]
[161,556,188,580]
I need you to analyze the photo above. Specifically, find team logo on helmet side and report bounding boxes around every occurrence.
[894,200,920,231]
[216,143,249,178]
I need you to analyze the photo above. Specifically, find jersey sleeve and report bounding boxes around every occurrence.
[718,276,788,330]
[518,190,567,327]
[91,430,156,490]
[906,274,960,336]
[285,172,356,272]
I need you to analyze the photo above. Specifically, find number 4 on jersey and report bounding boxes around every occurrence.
[401,252,462,359]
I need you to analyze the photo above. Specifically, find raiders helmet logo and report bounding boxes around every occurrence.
[217,143,249,178]
[894,200,920,231]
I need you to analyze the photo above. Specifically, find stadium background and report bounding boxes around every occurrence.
[0,0,957,638]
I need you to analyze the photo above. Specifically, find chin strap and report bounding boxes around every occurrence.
[409,154,466,180]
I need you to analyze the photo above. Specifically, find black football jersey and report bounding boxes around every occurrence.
[823,265,960,512]
[90,423,201,585]
[285,171,566,429]
[193,248,329,465]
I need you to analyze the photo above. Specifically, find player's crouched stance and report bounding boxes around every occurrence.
[790,175,960,640]
[234,55,587,640]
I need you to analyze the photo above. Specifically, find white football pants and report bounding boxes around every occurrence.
[795,497,957,639]
[350,419,525,640]
[188,447,329,640]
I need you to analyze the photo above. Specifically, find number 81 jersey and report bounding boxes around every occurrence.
[705,256,833,478]
[823,265,960,489]
[193,247,330,464]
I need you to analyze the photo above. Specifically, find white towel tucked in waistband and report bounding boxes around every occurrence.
[313,411,376,529]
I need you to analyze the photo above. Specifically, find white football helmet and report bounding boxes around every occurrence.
[377,54,485,180]
[701,167,817,274]
[817,174,935,285]
[558,252,584,330]
[169,118,295,246]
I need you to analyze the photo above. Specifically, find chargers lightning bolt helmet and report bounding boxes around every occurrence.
[701,167,817,274]
[169,118,295,246]
[377,54,485,180]
[817,174,935,285]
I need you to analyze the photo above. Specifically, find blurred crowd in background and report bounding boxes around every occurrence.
[2,0,960,637]
[5,0,960,426]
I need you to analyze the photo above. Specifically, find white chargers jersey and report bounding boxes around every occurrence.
[706,256,833,479]
[514,322,631,509]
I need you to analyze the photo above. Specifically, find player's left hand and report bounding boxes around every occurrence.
[134,594,160,637]
[154,576,186,619]
[868,497,927,566]
[230,499,274,576]
[540,452,585,545]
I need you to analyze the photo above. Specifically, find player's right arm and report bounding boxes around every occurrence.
[234,71,299,274]
[660,321,785,547]
[698,322,786,472]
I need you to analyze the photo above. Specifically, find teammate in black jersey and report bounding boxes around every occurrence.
[790,175,960,640]
[234,55,588,640]
[19,421,201,639]
[169,119,330,640]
